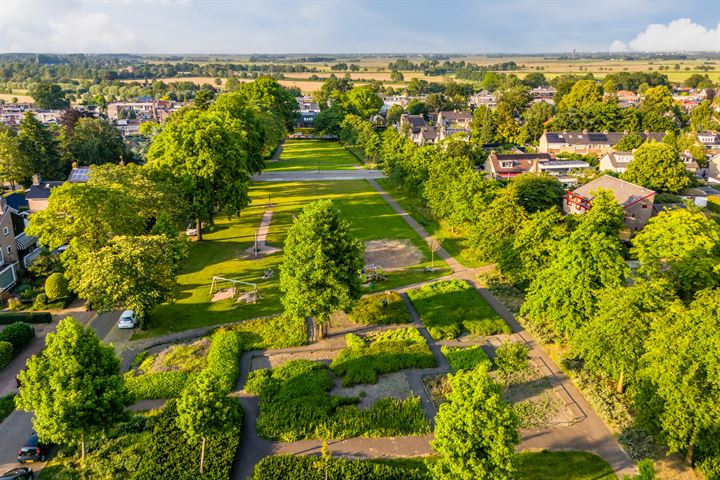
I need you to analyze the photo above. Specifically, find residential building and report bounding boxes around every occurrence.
[483,152,590,186]
[107,102,156,121]
[564,175,655,233]
[698,131,720,150]
[116,119,142,136]
[0,197,39,293]
[615,90,640,107]
[26,175,64,213]
[399,114,428,144]
[468,91,497,109]
[598,151,634,173]
[417,126,438,145]
[296,96,320,128]
[529,87,556,105]
[709,153,720,183]
[539,131,666,156]
[436,111,472,140]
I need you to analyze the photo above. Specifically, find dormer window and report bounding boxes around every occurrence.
[500,161,515,168]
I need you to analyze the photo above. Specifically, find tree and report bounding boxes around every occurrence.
[470,105,497,145]
[176,372,240,474]
[508,173,564,213]
[572,280,675,393]
[390,70,404,82]
[16,317,131,459]
[146,108,259,241]
[621,141,690,194]
[640,289,720,464]
[29,82,69,110]
[280,200,364,340]
[345,85,383,118]
[631,207,720,299]
[467,190,527,263]
[17,112,65,180]
[431,366,519,480]
[66,235,184,319]
[233,76,298,130]
[557,80,602,111]
[495,342,530,384]
[313,103,348,136]
[63,118,127,166]
[386,104,404,125]
[614,133,644,151]
[0,126,31,187]
[520,102,553,143]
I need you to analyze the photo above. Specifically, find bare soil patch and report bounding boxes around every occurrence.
[251,350,337,371]
[330,371,412,409]
[364,239,424,271]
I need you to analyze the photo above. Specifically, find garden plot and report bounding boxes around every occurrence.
[364,239,424,271]
[251,349,336,370]
[330,371,413,409]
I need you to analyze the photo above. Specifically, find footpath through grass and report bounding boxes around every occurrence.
[263,139,362,171]
[141,179,449,338]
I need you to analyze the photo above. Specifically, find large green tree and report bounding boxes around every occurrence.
[17,112,65,180]
[345,85,383,118]
[557,80,603,112]
[146,108,260,240]
[508,173,565,213]
[16,317,131,459]
[63,118,127,166]
[467,190,527,263]
[470,105,497,146]
[0,126,32,187]
[280,200,364,340]
[29,82,69,110]
[431,366,519,480]
[231,76,298,130]
[621,141,690,193]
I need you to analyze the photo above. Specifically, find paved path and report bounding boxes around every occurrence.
[253,170,384,182]
[246,210,280,257]
[265,140,284,163]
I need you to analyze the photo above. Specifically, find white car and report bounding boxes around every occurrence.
[117,310,137,329]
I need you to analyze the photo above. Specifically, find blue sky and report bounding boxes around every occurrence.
[0,0,718,54]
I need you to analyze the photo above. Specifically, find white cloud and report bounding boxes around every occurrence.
[610,18,718,52]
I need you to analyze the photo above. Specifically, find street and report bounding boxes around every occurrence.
[0,303,133,475]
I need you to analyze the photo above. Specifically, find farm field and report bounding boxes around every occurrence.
[264,139,362,171]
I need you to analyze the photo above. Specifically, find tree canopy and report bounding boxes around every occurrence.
[63,118,128,166]
[29,82,69,109]
[621,141,690,194]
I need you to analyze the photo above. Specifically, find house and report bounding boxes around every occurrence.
[698,131,720,150]
[708,154,720,183]
[399,114,428,144]
[107,102,156,121]
[680,152,700,173]
[116,119,142,136]
[469,91,497,109]
[598,151,635,173]
[539,131,666,156]
[564,175,655,233]
[0,197,39,293]
[436,111,472,141]
[26,175,64,213]
[529,87,556,105]
[615,90,640,107]
[483,152,590,186]
[417,126,438,145]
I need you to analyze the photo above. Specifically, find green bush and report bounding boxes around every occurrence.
[252,455,432,480]
[245,368,272,395]
[0,341,13,369]
[441,345,492,372]
[252,360,430,441]
[707,195,720,214]
[0,393,15,424]
[135,399,243,480]
[349,292,411,325]
[18,287,36,301]
[495,341,530,377]
[0,311,51,324]
[699,456,720,480]
[0,322,34,353]
[331,328,436,386]
[231,314,308,350]
[205,329,243,392]
[125,371,195,400]
[407,280,511,340]
[45,272,69,301]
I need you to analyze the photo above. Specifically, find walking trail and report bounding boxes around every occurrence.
[245,210,280,257]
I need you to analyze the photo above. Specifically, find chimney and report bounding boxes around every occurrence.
[582,129,589,134]
[31,174,41,186]
[71,161,78,169]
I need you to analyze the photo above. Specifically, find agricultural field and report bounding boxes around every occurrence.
[264,139,362,171]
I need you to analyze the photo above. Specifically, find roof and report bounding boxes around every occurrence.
[492,153,553,161]
[438,111,472,122]
[26,181,64,200]
[538,160,590,169]
[67,167,90,183]
[601,151,634,169]
[4,193,27,210]
[572,175,655,207]
[15,232,36,251]
[419,126,437,140]
[544,131,666,146]
[402,115,427,129]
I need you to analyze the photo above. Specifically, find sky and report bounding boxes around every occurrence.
[0,0,718,54]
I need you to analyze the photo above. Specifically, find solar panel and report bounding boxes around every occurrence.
[587,133,607,142]
[68,167,90,183]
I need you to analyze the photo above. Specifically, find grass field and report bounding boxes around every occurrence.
[516,451,616,479]
[140,176,449,338]
[264,140,362,171]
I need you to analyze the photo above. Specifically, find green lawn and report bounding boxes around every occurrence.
[516,451,616,479]
[263,139,362,171]
[376,178,486,268]
[139,179,449,338]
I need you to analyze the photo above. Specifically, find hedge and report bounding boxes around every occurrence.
[125,371,195,400]
[0,342,12,369]
[0,322,34,354]
[252,455,432,480]
[0,311,51,324]
[205,329,243,392]
[441,345,492,372]
[135,399,243,480]
[45,272,69,301]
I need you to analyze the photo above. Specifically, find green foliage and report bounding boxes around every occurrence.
[408,280,510,340]
[466,190,527,263]
[252,456,432,480]
[230,76,298,130]
[330,327,436,386]
[348,292,411,325]
[614,133,644,151]
[29,82,68,109]
[45,272,69,301]
[64,118,127,166]
[0,393,15,424]
[250,360,430,441]
[514,451,615,480]
[0,126,31,185]
[471,105,497,145]
[125,370,194,400]
[698,456,720,480]
[0,341,13,369]
[231,314,308,350]
[0,311,51,324]
[495,342,530,379]
[18,111,64,180]
[621,141,690,194]
[508,174,565,214]
[280,200,364,331]
[431,366,520,480]
[204,329,243,392]
[345,85,383,118]
[16,317,131,453]
[0,322,34,354]
[441,345,491,372]
[557,80,603,112]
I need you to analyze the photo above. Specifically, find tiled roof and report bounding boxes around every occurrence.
[26,181,64,200]
[572,175,655,207]
[545,131,665,146]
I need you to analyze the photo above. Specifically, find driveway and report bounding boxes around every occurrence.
[0,411,42,475]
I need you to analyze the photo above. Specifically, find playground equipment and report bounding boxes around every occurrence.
[209,276,258,304]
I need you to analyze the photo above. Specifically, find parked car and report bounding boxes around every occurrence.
[17,432,48,463]
[0,467,33,479]
[117,310,137,329]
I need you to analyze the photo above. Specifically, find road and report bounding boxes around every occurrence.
[0,304,133,476]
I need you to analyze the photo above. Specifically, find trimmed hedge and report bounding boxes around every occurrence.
[252,455,432,480]
[0,322,34,354]
[205,329,243,392]
[0,342,12,369]
[441,345,492,372]
[45,272,69,301]
[330,328,436,386]
[0,311,51,324]
[348,292,411,325]
[125,371,195,400]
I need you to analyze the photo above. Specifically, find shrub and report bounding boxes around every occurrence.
[27,252,63,278]
[0,393,15,424]
[245,368,272,395]
[331,328,436,386]
[0,341,13,369]
[231,314,308,350]
[495,341,530,378]
[407,280,510,340]
[6,297,23,311]
[698,456,720,480]
[45,272,69,301]
[125,371,195,400]
[136,399,242,480]
[349,292,411,325]
[441,345,492,372]
[0,311,51,324]
[252,455,432,480]
[707,195,720,214]
[0,322,34,353]
[205,329,243,392]
[18,288,36,301]
[253,360,430,441]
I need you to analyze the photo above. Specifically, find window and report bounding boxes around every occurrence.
[2,227,7,236]
[6,245,11,255]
